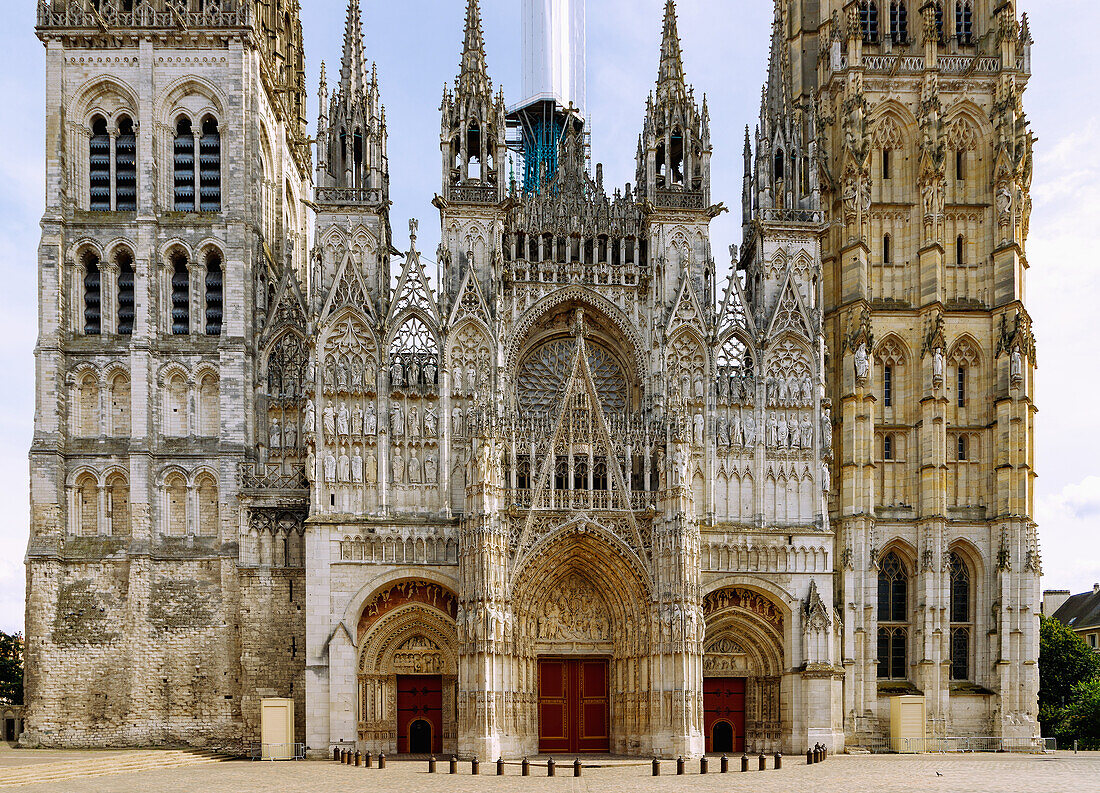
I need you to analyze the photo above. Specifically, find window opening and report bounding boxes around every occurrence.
[115,116,136,211]
[90,116,111,211]
[83,254,102,335]
[205,251,223,335]
[117,251,134,335]
[171,252,190,335]
[174,117,196,211]
[199,116,221,212]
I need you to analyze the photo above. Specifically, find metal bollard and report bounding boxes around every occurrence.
[574,758,582,777]
[354,750,361,767]
[823,744,828,761]
[497,757,504,776]
[676,756,685,775]
[547,757,555,777]
[449,755,457,775]
[759,751,766,771]
[806,748,813,764]
[364,750,372,768]
[700,756,708,774]
[522,757,530,776]
[342,749,349,764]
[741,753,749,772]
[333,747,340,762]
[652,757,660,776]
[378,752,386,769]
[721,755,729,773]
[471,756,479,775]
[428,755,436,773]
[774,752,782,769]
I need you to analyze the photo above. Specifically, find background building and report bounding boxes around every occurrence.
[1044,586,1100,651]
[24,0,1040,756]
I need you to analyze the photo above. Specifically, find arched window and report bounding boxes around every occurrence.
[77,373,99,437]
[108,372,130,437]
[174,116,196,211]
[882,147,892,179]
[891,2,908,43]
[353,128,364,188]
[671,128,685,184]
[955,149,966,182]
[170,251,190,335]
[877,551,908,679]
[517,457,531,490]
[116,250,134,335]
[957,433,968,461]
[593,458,609,491]
[773,148,785,181]
[957,365,967,408]
[883,433,894,460]
[83,253,102,335]
[77,473,99,537]
[113,116,137,211]
[574,457,588,490]
[950,551,972,680]
[883,234,892,264]
[956,234,965,265]
[106,473,130,536]
[164,372,188,436]
[196,474,219,537]
[198,373,219,437]
[89,116,111,211]
[466,121,482,180]
[861,1,880,43]
[933,2,945,42]
[956,1,973,46]
[199,116,221,212]
[656,142,667,182]
[204,250,223,335]
[884,364,894,407]
[165,472,188,536]
[554,456,567,491]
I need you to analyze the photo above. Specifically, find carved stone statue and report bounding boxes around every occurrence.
[391,404,404,436]
[732,412,743,447]
[351,448,363,483]
[854,343,870,381]
[801,414,814,450]
[352,404,364,436]
[693,413,704,446]
[408,406,420,438]
[776,413,788,448]
[284,420,296,450]
[452,406,463,435]
[425,452,437,483]
[425,406,438,438]
[393,451,405,483]
[306,447,316,483]
[323,403,336,444]
[821,406,832,453]
[1011,348,1022,381]
[408,453,422,484]
[323,451,336,483]
[932,346,945,383]
[766,412,778,448]
[822,461,832,494]
[452,365,462,394]
[337,448,350,482]
[364,402,377,435]
[787,413,800,449]
[424,360,437,386]
[743,413,757,447]
[365,450,378,484]
[337,360,349,391]
[303,399,315,435]
[390,360,404,388]
[270,416,281,449]
[337,404,350,438]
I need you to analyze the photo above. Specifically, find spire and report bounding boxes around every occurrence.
[764,0,793,123]
[656,0,687,102]
[340,0,368,96]
[456,0,492,101]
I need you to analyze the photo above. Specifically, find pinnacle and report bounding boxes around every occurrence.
[340,0,368,97]
[456,0,491,99]
[657,0,686,93]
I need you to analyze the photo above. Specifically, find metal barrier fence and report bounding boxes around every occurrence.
[250,742,306,761]
[849,736,1054,754]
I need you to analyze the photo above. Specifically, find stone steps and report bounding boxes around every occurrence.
[0,749,235,788]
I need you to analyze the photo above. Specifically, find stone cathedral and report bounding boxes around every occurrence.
[25,0,1041,759]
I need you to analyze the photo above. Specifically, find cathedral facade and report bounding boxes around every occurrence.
[25,0,1040,759]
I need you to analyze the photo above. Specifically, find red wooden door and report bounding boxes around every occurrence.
[538,658,610,753]
[396,675,443,754]
[703,677,746,753]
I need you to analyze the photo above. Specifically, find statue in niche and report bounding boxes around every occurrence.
[425,405,438,438]
[391,360,404,388]
[425,452,437,482]
[285,420,297,450]
[854,342,870,381]
[364,402,377,435]
[323,403,336,444]
[693,374,705,401]
[452,365,462,394]
[466,363,477,395]
[337,404,350,438]
[801,414,814,450]
[409,453,422,483]
[306,447,316,483]
[352,359,363,392]
[452,406,463,435]
[693,413,704,446]
[716,416,728,447]
[777,376,789,405]
[352,404,364,436]
[743,413,757,447]
[933,346,945,383]
[303,398,316,435]
[365,450,378,484]
[337,447,351,482]
[802,376,814,405]
[1011,348,1023,381]
[323,451,336,483]
[408,406,420,438]
[787,413,800,449]
[424,360,437,386]
[673,443,689,485]
[352,448,363,483]
[776,412,789,448]
[305,353,315,387]
[337,360,349,391]
[717,375,729,403]
[270,416,281,449]
[732,412,744,447]
[409,358,421,388]
[766,412,778,448]
[393,451,405,483]
[766,376,777,405]
[822,461,832,493]
[391,404,404,436]
[324,361,335,392]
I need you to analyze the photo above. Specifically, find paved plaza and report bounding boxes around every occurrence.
[1,749,1097,793]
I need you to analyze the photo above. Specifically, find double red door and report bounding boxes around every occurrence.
[396,675,443,754]
[703,677,746,753]
[538,658,610,753]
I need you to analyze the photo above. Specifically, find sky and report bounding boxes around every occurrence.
[0,0,1098,634]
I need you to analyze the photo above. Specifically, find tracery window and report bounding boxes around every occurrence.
[890,1,908,43]
[933,2,945,42]
[716,333,753,404]
[389,316,438,389]
[956,1,973,46]
[884,364,893,407]
[884,433,894,460]
[517,337,627,414]
[861,1,880,43]
[957,433,968,461]
[877,551,909,679]
[882,147,892,180]
[950,551,972,680]
[957,365,967,407]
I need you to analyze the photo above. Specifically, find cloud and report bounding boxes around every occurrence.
[1038,476,1100,594]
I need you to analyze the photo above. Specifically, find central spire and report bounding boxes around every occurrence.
[657,0,687,101]
[457,0,492,101]
[340,0,368,96]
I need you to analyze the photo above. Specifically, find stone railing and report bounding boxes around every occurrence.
[315,186,384,205]
[37,0,249,29]
[759,207,824,225]
[448,184,499,205]
[240,462,308,492]
[654,189,705,210]
[508,259,642,287]
[505,487,657,512]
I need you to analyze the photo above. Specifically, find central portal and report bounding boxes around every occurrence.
[537,658,610,753]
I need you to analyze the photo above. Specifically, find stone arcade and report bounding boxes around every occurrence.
[25,0,1041,758]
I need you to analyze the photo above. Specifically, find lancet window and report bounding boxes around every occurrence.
[877,551,909,679]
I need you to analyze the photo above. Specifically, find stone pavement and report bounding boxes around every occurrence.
[3,750,1098,793]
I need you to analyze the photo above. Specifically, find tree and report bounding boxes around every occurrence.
[0,631,22,706]
[1038,615,1100,746]
[1056,676,1100,751]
